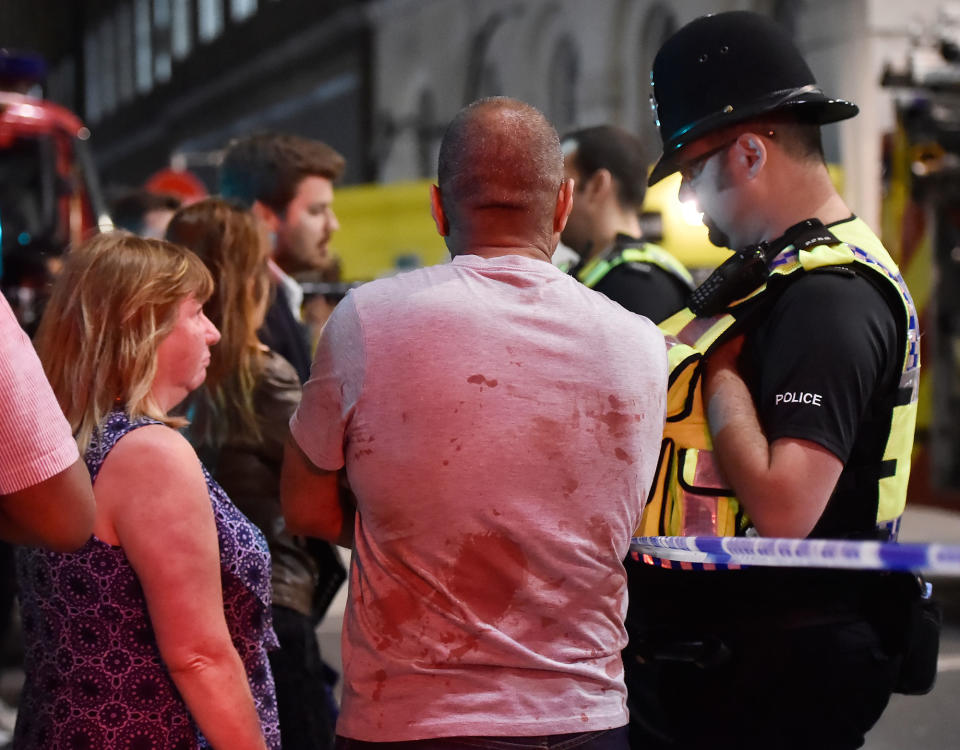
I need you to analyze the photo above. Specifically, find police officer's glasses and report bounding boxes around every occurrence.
[677,130,776,184]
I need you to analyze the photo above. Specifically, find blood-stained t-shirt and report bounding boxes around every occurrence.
[291,253,668,741]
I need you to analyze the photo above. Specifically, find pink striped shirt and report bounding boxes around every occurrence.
[0,295,78,494]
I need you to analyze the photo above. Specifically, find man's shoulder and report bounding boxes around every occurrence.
[772,266,900,321]
[350,264,451,305]
[594,262,689,322]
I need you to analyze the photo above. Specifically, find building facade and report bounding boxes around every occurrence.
[0,0,953,227]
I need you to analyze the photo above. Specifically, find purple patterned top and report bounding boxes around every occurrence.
[14,411,281,749]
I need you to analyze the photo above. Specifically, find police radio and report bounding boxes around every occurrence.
[687,219,841,316]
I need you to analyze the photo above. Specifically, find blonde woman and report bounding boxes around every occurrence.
[15,233,280,749]
[167,199,340,749]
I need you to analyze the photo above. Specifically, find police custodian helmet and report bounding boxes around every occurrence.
[648,11,859,186]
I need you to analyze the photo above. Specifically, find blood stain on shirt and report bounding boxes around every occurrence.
[466,374,499,388]
[608,394,627,410]
[372,669,387,702]
[614,447,634,464]
[449,634,480,660]
[444,531,527,624]
[591,409,632,436]
[370,585,422,650]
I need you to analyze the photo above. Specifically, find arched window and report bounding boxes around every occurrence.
[547,35,579,135]
[416,89,439,178]
[465,10,520,104]
[636,4,676,162]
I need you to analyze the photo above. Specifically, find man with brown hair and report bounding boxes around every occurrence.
[220,132,345,383]
[220,132,346,750]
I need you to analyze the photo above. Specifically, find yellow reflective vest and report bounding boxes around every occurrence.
[637,218,920,539]
[573,241,694,290]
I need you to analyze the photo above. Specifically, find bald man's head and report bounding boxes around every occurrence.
[436,98,564,254]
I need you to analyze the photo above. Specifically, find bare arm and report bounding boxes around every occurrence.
[0,457,95,551]
[704,336,842,538]
[281,437,355,548]
[96,426,267,750]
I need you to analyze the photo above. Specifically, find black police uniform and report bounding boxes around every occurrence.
[625,217,919,750]
[631,11,931,749]
[567,234,692,322]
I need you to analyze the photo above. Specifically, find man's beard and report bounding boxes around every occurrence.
[704,215,732,249]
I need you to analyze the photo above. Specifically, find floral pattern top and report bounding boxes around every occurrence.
[14,411,281,749]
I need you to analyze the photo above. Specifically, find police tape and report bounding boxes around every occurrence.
[630,536,960,574]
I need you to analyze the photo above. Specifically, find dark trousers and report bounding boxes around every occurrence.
[623,564,907,750]
[270,605,337,750]
[626,617,901,750]
[335,727,628,750]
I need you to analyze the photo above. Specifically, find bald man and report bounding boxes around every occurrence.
[281,98,668,747]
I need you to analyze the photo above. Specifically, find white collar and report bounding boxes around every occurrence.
[269,259,304,322]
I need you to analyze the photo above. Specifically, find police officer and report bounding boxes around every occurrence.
[560,125,693,321]
[626,11,927,750]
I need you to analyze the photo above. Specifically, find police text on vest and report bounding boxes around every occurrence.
[775,392,822,406]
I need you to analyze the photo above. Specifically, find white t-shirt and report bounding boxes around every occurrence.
[291,253,667,740]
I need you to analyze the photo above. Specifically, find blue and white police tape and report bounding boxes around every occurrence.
[630,536,960,574]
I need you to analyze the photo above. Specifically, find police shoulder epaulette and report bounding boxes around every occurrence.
[791,222,841,252]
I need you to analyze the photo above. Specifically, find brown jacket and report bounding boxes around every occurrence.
[195,351,326,616]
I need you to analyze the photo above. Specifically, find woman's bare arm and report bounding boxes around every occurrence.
[95,425,267,750]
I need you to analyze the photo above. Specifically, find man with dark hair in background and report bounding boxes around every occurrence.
[560,125,693,322]
[219,132,347,750]
[109,189,182,239]
[220,132,345,384]
[282,97,668,748]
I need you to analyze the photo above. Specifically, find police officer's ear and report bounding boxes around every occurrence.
[733,134,768,181]
[429,184,449,237]
[583,168,614,201]
[554,178,575,233]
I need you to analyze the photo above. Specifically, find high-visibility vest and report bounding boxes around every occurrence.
[637,218,920,539]
[567,241,694,290]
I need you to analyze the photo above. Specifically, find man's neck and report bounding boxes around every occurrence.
[586,213,642,261]
[458,245,552,263]
[760,163,851,244]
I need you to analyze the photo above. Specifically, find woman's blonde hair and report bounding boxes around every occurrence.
[34,231,214,453]
[165,198,271,445]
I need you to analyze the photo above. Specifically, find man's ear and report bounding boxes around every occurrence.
[736,134,768,180]
[430,184,449,237]
[554,178,575,233]
[585,168,613,199]
[251,199,281,232]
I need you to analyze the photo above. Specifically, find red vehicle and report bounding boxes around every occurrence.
[0,54,107,330]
